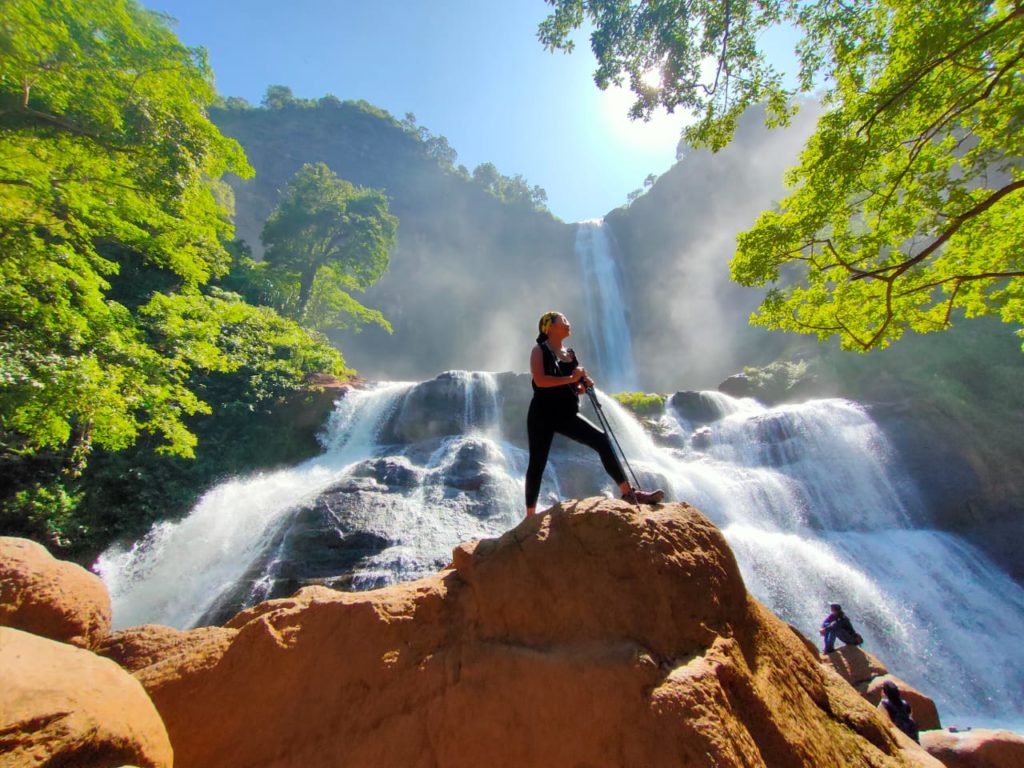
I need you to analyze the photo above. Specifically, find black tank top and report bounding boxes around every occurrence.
[531,342,579,412]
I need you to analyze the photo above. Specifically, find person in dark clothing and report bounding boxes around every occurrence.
[879,680,920,742]
[819,602,863,653]
[524,311,664,517]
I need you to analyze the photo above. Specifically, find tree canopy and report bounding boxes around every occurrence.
[541,0,1024,351]
[259,162,398,332]
[0,0,344,468]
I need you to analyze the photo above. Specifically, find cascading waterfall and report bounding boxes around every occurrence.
[600,392,1024,729]
[96,374,527,629]
[574,220,638,392]
[97,374,1024,730]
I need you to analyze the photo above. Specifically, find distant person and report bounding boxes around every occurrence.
[525,311,664,517]
[879,680,920,742]
[819,602,864,654]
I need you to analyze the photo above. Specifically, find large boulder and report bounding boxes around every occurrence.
[0,536,111,648]
[921,728,1024,768]
[123,499,923,768]
[823,645,891,687]
[0,627,172,768]
[865,674,942,732]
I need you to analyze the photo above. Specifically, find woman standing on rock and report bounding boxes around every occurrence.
[525,311,664,517]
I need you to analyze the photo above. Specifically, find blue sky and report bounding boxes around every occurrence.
[144,0,797,223]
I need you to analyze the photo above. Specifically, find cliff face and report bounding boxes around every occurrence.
[102,500,928,768]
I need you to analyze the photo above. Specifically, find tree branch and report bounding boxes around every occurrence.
[857,6,1024,137]
[896,270,1024,297]
[849,179,1024,281]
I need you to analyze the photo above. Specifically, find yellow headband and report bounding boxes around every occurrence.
[538,311,562,335]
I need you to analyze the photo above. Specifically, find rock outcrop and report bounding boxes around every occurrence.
[824,647,942,731]
[121,499,928,768]
[921,728,1024,768]
[0,536,111,648]
[0,626,173,768]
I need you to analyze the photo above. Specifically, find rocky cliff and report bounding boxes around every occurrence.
[99,501,933,767]
[6,504,1024,767]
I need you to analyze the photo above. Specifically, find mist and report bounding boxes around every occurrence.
[336,102,825,392]
[217,100,824,392]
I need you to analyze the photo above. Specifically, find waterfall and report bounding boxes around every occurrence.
[95,374,525,629]
[97,374,1024,730]
[574,220,638,392]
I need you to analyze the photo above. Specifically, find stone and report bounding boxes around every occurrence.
[669,390,728,423]
[0,536,111,648]
[0,626,172,768]
[97,623,237,675]
[865,674,942,731]
[123,499,922,768]
[921,728,1024,768]
[718,373,757,400]
[823,644,890,687]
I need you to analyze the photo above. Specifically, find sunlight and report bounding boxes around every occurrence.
[598,80,691,151]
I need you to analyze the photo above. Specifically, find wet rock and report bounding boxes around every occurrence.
[351,456,421,488]
[443,439,502,492]
[719,373,756,399]
[377,371,473,443]
[670,390,727,424]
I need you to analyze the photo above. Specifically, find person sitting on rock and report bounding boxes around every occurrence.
[818,602,863,654]
[525,311,664,517]
[879,680,920,743]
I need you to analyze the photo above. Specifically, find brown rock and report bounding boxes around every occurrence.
[97,623,237,674]
[123,499,926,768]
[0,536,111,648]
[788,623,821,657]
[823,644,891,686]
[0,626,172,768]
[922,728,1024,768]
[867,674,942,731]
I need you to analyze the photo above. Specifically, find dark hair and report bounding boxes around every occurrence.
[882,681,902,704]
[536,332,548,344]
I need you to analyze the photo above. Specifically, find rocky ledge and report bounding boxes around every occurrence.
[3,502,1023,768]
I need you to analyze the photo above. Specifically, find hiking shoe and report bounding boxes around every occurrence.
[622,487,665,505]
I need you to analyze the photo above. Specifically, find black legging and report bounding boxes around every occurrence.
[525,399,626,508]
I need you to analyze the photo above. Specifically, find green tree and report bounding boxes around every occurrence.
[472,162,550,211]
[540,0,1024,350]
[260,162,398,332]
[0,0,253,462]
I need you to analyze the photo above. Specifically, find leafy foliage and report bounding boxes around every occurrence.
[612,391,667,415]
[539,0,796,151]
[259,162,398,332]
[0,0,253,460]
[540,0,1024,350]
[734,1,1024,351]
[471,162,550,211]
[0,2,350,555]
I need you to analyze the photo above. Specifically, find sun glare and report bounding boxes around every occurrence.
[599,81,690,151]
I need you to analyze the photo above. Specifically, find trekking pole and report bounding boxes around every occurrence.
[584,384,643,500]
